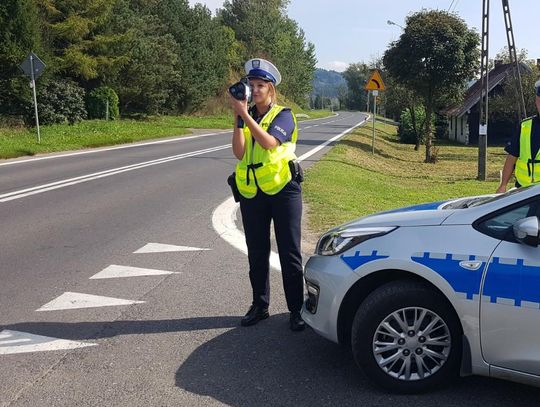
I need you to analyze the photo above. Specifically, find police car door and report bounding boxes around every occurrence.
[478,198,540,375]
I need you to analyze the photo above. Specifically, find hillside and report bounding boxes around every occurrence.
[311,68,347,98]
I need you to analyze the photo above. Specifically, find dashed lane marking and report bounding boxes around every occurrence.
[36,292,145,311]
[89,264,180,279]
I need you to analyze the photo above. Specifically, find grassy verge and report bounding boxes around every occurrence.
[0,109,334,160]
[303,120,505,235]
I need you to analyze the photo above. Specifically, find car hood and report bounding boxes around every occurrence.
[338,195,495,229]
[341,208,456,228]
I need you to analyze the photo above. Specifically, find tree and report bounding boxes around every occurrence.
[341,63,369,111]
[37,0,127,81]
[383,10,480,162]
[219,0,316,107]
[0,0,42,117]
[490,62,539,126]
[384,76,425,150]
[106,0,181,114]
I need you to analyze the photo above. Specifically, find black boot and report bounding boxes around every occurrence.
[289,311,305,331]
[241,305,269,327]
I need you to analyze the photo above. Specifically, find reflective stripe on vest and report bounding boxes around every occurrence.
[515,118,540,186]
[235,104,298,198]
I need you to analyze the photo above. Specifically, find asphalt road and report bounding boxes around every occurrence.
[1,111,540,406]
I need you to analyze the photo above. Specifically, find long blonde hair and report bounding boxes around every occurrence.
[267,82,277,104]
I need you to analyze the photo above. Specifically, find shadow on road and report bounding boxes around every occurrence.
[4,315,540,406]
[174,314,540,407]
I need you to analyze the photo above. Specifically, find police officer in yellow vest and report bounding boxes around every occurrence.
[497,80,540,193]
[229,58,305,331]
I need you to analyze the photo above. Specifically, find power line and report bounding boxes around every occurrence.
[447,0,456,11]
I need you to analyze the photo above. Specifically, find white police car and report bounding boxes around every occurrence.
[303,185,540,393]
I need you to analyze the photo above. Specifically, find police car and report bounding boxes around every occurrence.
[303,185,540,393]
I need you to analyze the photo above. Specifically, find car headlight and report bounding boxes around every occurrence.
[315,226,397,256]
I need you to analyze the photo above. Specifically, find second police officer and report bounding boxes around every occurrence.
[229,58,305,331]
[497,79,540,192]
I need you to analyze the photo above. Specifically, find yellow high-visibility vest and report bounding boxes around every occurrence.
[515,118,540,186]
[235,104,298,198]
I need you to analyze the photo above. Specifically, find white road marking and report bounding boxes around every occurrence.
[133,243,211,253]
[89,264,180,279]
[0,330,96,355]
[0,131,232,168]
[212,115,369,268]
[0,113,339,168]
[211,197,281,270]
[0,144,230,202]
[36,292,145,311]
[297,116,369,162]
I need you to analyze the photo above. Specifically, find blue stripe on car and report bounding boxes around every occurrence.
[411,253,484,299]
[341,251,389,270]
[379,201,446,215]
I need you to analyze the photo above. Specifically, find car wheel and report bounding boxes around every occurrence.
[351,280,462,393]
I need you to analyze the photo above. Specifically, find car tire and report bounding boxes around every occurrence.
[351,280,462,393]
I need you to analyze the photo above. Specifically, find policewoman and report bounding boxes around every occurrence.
[497,79,540,193]
[229,58,305,331]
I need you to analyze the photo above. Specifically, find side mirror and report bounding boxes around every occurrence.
[513,216,540,247]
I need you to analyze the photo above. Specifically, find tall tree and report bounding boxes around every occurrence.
[37,0,126,81]
[341,63,369,111]
[384,10,479,162]
[0,0,42,117]
[219,0,316,107]
[107,0,181,114]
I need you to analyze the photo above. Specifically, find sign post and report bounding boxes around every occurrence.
[20,52,46,143]
[364,69,386,154]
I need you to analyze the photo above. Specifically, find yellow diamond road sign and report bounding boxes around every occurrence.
[364,69,385,91]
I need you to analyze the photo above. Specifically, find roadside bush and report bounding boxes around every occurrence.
[86,86,119,120]
[36,79,87,125]
[398,106,427,144]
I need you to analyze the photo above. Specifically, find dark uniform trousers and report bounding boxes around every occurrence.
[239,179,304,313]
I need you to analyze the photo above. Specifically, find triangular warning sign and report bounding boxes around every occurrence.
[364,70,385,91]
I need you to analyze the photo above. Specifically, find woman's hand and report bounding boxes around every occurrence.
[229,94,248,119]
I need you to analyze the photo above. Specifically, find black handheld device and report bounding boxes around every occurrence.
[229,78,252,128]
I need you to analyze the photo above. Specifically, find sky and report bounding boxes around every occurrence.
[189,0,540,72]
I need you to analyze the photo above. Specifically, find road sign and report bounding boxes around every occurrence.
[364,69,385,91]
[19,52,46,143]
[20,52,46,80]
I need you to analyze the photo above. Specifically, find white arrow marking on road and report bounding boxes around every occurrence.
[89,264,180,279]
[36,292,145,311]
[0,330,96,355]
[133,243,211,253]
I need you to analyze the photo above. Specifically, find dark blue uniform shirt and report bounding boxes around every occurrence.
[249,105,295,144]
[505,114,540,158]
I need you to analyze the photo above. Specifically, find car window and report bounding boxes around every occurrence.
[476,202,535,241]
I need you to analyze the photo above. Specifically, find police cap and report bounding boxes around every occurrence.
[245,58,282,86]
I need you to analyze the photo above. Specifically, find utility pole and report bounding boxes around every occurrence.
[478,0,524,181]
[477,0,490,181]
[502,0,526,120]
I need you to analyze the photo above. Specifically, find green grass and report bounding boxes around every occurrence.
[303,120,505,235]
[0,110,334,160]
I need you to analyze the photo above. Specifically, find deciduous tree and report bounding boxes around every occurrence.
[384,10,479,162]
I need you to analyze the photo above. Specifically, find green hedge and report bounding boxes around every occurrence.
[86,86,119,120]
[37,79,87,125]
